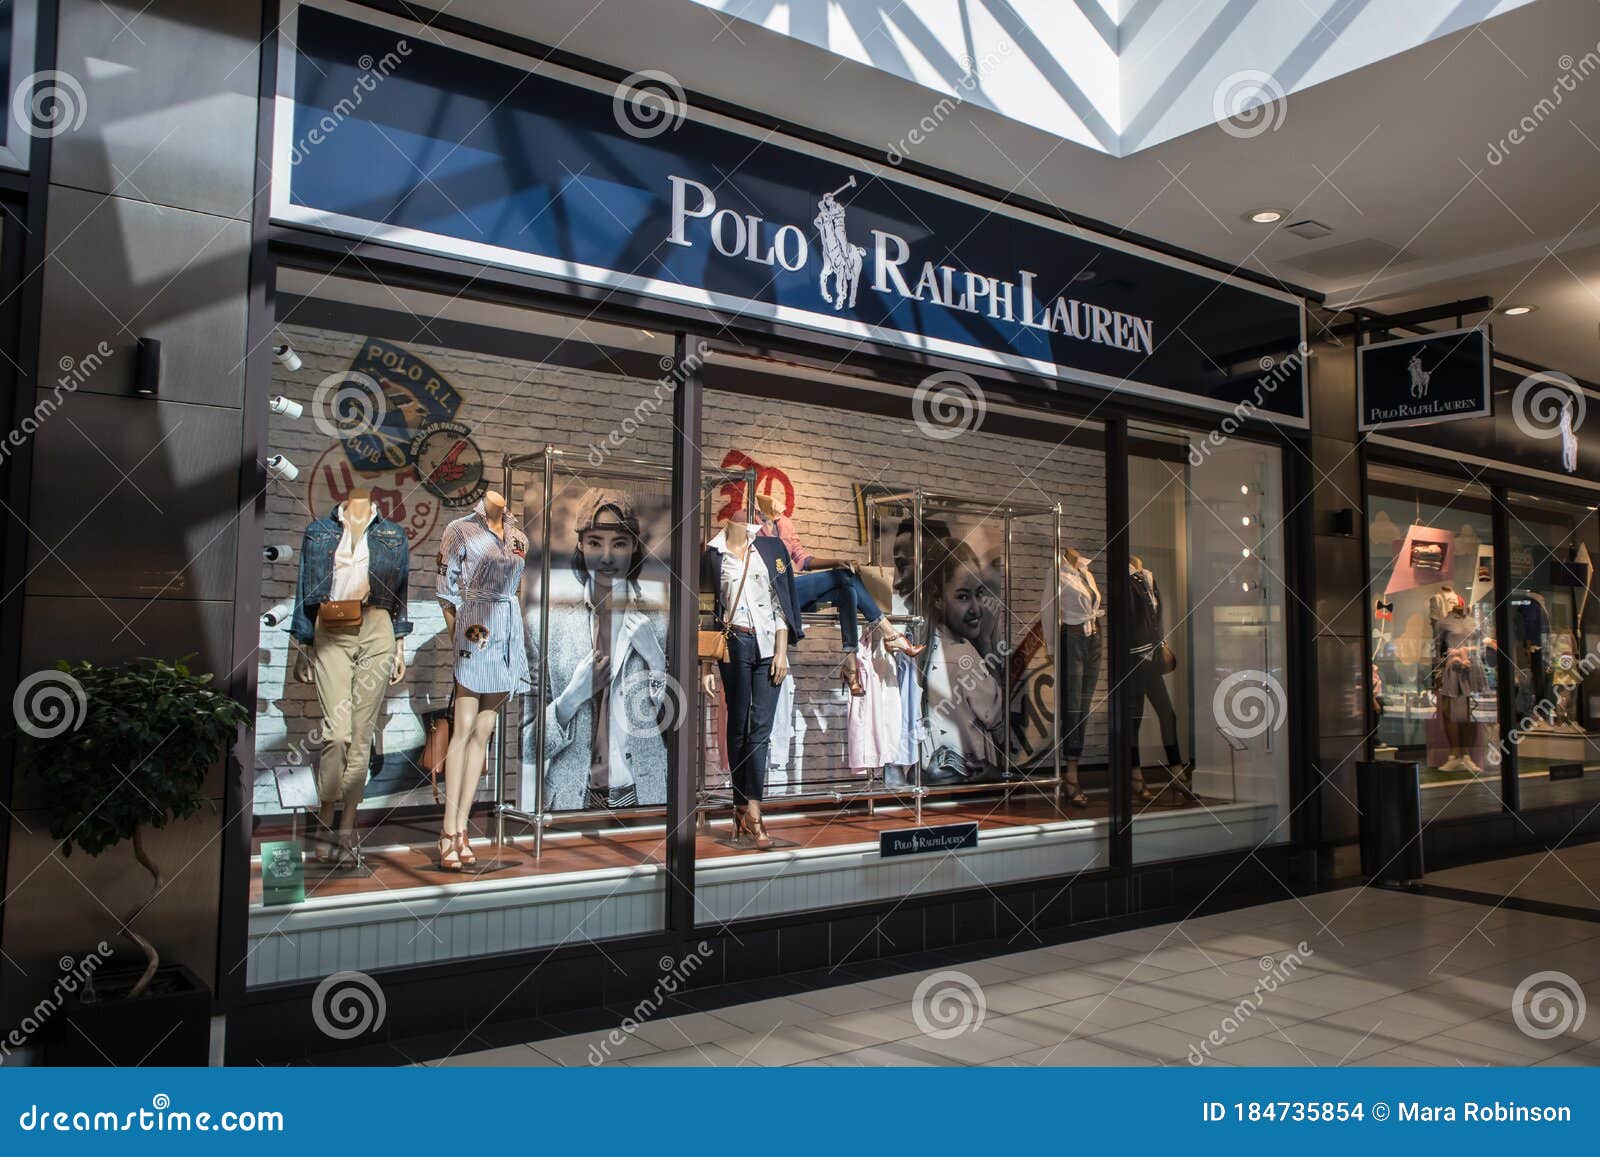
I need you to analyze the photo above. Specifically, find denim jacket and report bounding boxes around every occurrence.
[290,506,413,645]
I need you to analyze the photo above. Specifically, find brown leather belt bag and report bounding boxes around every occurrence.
[317,599,364,629]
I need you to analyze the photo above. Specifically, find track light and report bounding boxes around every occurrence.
[262,600,295,628]
[264,543,294,563]
[268,395,304,420]
[266,454,300,482]
[273,343,303,372]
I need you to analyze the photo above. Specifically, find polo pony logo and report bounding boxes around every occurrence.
[815,176,865,311]
[1407,352,1432,399]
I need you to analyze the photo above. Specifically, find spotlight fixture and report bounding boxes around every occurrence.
[272,343,303,372]
[1240,484,1250,495]
[1244,208,1284,224]
[1241,580,1253,593]
[1241,547,1252,558]
[1241,515,1252,527]
[268,395,304,420]
[262,600,295,628]
[264,543,294,563]
[1500,305,1537,316]
[265,454,300,482]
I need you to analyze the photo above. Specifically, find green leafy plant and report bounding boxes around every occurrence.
[22,657,248,999]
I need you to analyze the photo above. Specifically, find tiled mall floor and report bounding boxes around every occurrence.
[405,861,1600,1068]
[1427,842,1600,913]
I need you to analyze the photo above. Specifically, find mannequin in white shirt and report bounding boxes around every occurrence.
[1043,546,1102,807]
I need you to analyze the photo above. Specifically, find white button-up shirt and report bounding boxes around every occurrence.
[329,503,373,603]
[710,526,784,659]
[1042,558,1102,654]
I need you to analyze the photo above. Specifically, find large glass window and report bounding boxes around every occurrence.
[1366,465,1501,820]
[247,271,675,986]
[692,355,1109,924]
[1504,489,1600,806]
[1128,424,1290,862]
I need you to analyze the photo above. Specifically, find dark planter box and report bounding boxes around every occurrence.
[43,962,211,1066]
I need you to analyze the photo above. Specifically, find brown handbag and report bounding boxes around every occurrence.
[422,706,451,804]
[699,547,754,662]
[1154,642,1178,674]
[317,598,364,629]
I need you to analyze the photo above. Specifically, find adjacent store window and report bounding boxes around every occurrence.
[1504,490,1600,804]
[691,357,1110,923]
[248,272,675,985]
[1128,424,1290,862]
[1366,465,1501,821]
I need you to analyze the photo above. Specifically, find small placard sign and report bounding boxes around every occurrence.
[880,822,979,858]
[1358,326,1492,431]
[261,840,306,906]
[1548,762,1585,781]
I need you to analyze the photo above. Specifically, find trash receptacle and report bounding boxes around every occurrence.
[1356,760,1424,885]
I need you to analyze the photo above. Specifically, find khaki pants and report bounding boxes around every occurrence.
[311,607,395,802]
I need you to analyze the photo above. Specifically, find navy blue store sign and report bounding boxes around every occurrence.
[274,2,1306,423]
[1358,327,1492,431]
[880,822,979,858]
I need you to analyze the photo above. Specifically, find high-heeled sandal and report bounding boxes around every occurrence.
[840,661,865,697]
[1065,783,1089,808]
[454,830,477,868]
[747,803,774,850]
[876,621,926,658]
[437,834,462,871]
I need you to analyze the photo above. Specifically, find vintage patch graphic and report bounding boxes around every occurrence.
[411,420,489,509]
[336,336,462,472]
[306,448,441,548]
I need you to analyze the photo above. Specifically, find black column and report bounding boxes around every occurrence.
[666,334,705,935]
[1491,483,1518,812]
[1106,417,1132,870]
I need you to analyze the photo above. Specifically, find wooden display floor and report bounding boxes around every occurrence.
[250,787,1222,907]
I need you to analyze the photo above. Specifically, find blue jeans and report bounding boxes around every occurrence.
[719,631,780,804]
[791,567,884,651]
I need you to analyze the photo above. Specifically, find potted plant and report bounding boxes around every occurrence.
[22,656,248,1065]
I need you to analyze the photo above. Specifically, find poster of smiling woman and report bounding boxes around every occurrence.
[518,480,673,812]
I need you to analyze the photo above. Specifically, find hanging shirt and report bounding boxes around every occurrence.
[329,504,373,603]
[847,638,903,773]
[709,526,785,658]
[893,651,925,767]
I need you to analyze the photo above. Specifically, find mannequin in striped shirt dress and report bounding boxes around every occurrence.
[435,491,531,870]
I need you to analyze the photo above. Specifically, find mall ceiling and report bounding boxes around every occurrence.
[442,0,1600,380]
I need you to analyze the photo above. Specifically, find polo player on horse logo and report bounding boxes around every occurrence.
[816,176,865,311]
[1407,352,1432,400]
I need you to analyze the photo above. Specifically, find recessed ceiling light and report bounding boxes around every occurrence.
[1500,304,1537,316]
[1245,208,1284,224]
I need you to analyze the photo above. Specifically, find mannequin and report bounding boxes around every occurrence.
[1042,545,1102,807]
[755,493,922,696]
[701,517,803,848]
[1126,554,1187,801]
[1433,601,1487,773]
[290,487,410,867]
[436,489,530,869]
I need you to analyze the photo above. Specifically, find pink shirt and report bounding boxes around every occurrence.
[758,514,811,572]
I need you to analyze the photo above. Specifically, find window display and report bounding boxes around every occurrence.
[1366,465,1502,820]
[248,272,675,985]
[1129,425,1290,863]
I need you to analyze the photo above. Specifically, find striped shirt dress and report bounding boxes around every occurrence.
[437,504,532,695]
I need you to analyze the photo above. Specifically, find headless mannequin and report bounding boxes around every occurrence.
[292,487,407,862]
[438,489,509,867]
[1059,546,1090,803]
[703,518,789,846]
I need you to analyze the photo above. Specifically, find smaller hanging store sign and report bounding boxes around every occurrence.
[272,1,1308,426]
[1358,327,1492,431]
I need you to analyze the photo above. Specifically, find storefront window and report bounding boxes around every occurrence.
[1366,465,1501,820]
[247,271,675,985]
[1504,490,1600,803]
[692,356,1109,924]
[1128,424,1290,862]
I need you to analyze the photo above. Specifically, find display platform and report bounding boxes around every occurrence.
[245,789,1274,985]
